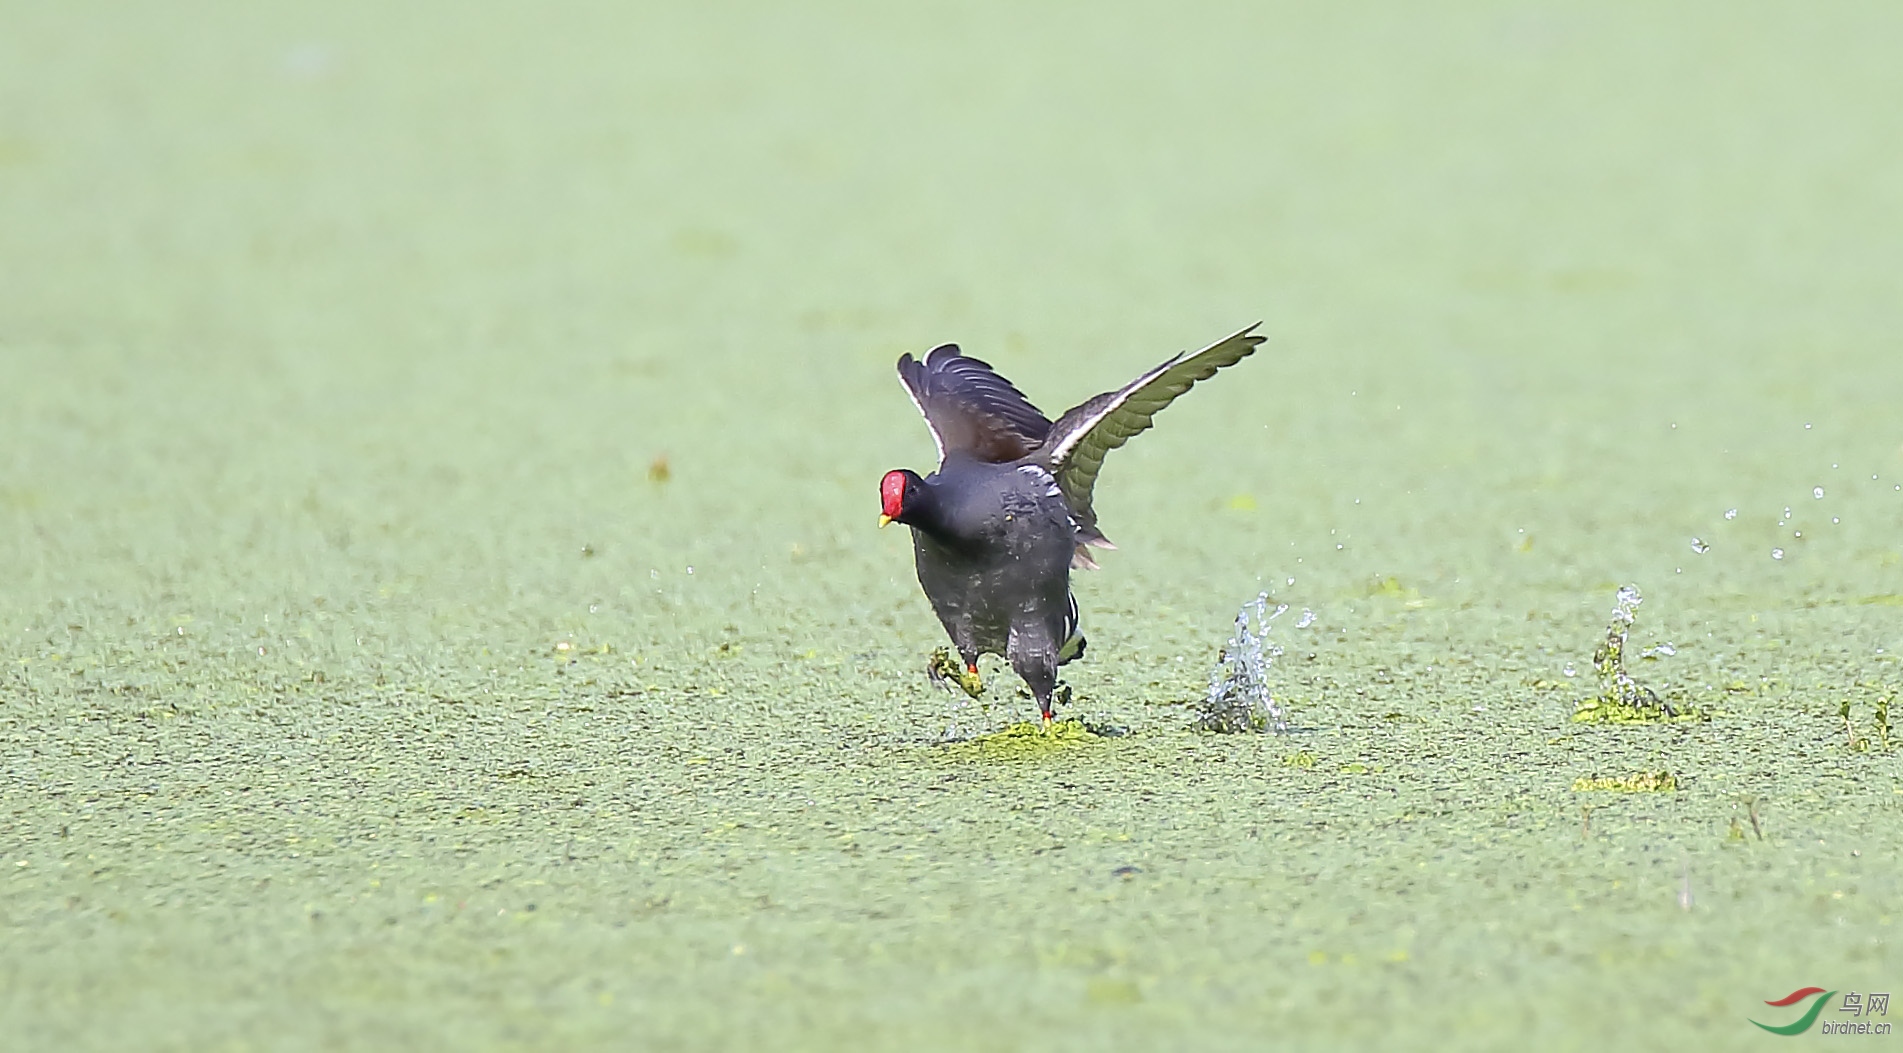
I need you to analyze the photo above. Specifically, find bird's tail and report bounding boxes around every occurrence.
[1057,592,1087,665]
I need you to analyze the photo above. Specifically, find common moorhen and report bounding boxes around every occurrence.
[879,324,1266,722]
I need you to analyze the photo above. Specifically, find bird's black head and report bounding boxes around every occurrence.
[878,469,926,527]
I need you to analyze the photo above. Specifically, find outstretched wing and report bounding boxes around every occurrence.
[1039,324,1265,545]
[896,344,1052,466]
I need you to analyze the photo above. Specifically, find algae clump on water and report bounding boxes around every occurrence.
[942,719,1099,759]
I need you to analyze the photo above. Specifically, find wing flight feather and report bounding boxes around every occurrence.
[896,345,1052,467]
[1040,324,1265,543]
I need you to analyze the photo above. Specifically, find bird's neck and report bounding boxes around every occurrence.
[900,479,962,543]
[894,481,947,533]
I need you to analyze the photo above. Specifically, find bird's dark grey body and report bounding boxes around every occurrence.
[905,456,1081,703]
[880,322,1265,721]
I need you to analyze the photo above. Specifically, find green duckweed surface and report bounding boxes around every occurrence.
[4,4,1902,1049]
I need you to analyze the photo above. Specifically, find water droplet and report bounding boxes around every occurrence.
[1771,548,1784,560]
[1562,662,1577,677]
[1285,577,1296,586]
[1814,487,1825,499]
[1723,508,1738,520]
[1641,642,1677,658]
[1804,422,1813,429]
[1783,507,1792,519]
[1200,593,1287,733]
[1793,531,1802,538]
[1832,517,1840,524]
[1690,537,1709,554]
[1295,609,1317,629]
[1335,544,1344,550]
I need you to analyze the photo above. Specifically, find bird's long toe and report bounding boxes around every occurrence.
[926,647,961,691]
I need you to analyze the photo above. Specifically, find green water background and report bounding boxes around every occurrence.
[3,3,1900,1048]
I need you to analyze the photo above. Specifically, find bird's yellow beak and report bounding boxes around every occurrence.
[878,514,894,528]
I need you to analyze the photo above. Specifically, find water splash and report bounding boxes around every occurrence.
[1198,592,1287,734]
[1582,584,1673,717]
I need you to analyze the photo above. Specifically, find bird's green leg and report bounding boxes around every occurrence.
[928,647,985,699]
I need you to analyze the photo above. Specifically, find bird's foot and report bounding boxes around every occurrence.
[927,648,985,699]
[925,648,957,690]
[956,662,985,699]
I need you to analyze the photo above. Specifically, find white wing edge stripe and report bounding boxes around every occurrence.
[1016,464,1062,496]
[1048,325,1261,466]
[898,369,947,466]
[1046,355,1182,466]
